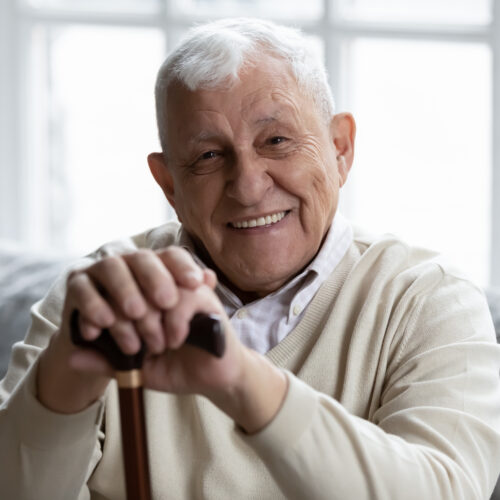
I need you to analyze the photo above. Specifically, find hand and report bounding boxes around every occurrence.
[37,246,287,433]
[37,247,214,412]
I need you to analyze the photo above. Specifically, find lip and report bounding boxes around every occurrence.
[226,210,291,232]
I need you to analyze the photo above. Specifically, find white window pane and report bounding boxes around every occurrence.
[341,39,492,285]
[171,0,323,20]
[46,26,168,254]
[26,0,160,14]
[337,0,491,25]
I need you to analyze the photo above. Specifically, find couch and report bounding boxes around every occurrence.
[1,243,500,498]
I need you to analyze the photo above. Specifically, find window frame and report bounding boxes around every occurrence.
[1,0,498,285]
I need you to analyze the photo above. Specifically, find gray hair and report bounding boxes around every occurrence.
[154,18,335,154]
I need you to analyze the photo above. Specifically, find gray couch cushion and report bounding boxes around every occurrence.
[0,243,70,378]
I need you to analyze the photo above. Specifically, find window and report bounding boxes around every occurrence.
[39,24,165,252]
[343,38,491,284]
[0,0,498,287]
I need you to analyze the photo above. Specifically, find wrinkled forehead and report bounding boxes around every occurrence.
[164,58,316,137]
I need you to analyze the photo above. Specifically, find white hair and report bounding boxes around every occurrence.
[154,18,335,154]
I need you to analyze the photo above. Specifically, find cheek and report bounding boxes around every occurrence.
[174,175,223,228]
[277,141,338,212]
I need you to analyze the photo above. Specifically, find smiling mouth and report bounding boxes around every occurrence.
[228,210,290,229]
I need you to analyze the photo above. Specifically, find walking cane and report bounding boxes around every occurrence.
[70,310,225,500]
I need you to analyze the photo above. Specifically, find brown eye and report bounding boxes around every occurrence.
[269,136,287,145]
[189,149,224,176]
[200,151,218,160]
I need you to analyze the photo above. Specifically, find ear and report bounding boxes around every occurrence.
[330,112,356,187]
[148,152,177,211]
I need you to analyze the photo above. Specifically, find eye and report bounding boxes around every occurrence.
[200,150,218,161]
[269,136,287,145]
[188,149,224,175]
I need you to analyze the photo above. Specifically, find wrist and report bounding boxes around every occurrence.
[212,348,288,434]
[37,332,110,414]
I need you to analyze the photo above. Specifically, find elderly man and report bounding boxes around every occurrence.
[1,18,500,500]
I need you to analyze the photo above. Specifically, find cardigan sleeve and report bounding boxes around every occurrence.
[0,271,106,500]
[242,275,500,500]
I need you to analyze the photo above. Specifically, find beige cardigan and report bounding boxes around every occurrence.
[1,222,500,499]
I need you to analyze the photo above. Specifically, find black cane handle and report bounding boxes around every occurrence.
[70,310,225,370]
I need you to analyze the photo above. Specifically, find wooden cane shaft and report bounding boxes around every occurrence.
[118,385,152,500]
[70,310,225,499]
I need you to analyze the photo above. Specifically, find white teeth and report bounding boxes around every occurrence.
[231,211,287,229]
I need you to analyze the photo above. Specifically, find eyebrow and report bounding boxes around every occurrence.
[253,107,299,128]
[254,115,278,126]
[186,110,293,147]
[187,130,221,146]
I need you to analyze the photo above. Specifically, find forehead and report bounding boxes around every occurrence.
[165,57,314,133]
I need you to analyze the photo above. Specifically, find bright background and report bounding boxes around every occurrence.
[0,0,499,287]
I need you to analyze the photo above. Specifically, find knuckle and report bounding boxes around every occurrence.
[161,246,188,260]
[66,271,80,290]
[66,269,79,284]
[205,268,216,279]
[127,248,154,264]
[66,272,90,296]
[136,248,154,259]
[66,269,86,288]
[96,255,123,274]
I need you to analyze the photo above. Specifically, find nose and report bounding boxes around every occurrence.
[225,150,273,206]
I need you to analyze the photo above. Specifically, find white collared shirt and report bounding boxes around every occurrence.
[181,213,353,354]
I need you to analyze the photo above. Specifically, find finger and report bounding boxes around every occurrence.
[67,271,115,338]
[122,250,178,309]
[69,348,114,378]
[108,317,142,355]
[87,256,147,319]
[79,315,101,341]
[157,247,204,289]
[162,285,222,350]
[203,268,217,290]
[135,309,165,354]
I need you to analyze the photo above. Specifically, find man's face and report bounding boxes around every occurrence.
[150,57,354,297]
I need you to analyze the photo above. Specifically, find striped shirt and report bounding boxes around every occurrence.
[180,213,353,354]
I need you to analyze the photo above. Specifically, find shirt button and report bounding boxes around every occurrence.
[293,304,302,316]
[237,309,248,319]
